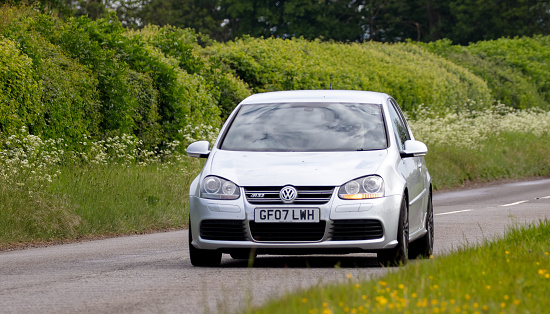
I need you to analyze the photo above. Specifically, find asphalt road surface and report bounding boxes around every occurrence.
[1,179,549,313]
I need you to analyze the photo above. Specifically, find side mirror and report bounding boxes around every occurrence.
[186,141,210,158]
[400,140,428,158]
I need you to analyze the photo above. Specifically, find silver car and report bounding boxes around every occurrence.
[186,90,433,267]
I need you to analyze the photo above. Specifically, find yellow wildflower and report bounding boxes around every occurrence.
[376,296,388,306]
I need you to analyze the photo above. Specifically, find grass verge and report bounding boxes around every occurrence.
[245,220,550,313]
[426,132,550,189]
[0,158,203,249]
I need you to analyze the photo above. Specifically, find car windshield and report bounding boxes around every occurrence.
[220,102,388,152]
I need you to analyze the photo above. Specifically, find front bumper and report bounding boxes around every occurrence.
[189,192,403,254]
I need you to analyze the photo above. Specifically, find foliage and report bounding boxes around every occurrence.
[207,37,494,113]
[1,4,550,151]
[127,25,251,119]
[101,0,550,44]
[0,36,42,135]
[447,0,550,44]
[422,37,550,110]
[0,11,102,143]
[0,5,226,150]
[420,39,546,110]
[467,36,550,105]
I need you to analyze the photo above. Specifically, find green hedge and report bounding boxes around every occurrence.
[467,36,550,107]
[0,36,42,135]
[206,37,494,113]
[0,6,226,150]
[130,25,251,119]
[421,38,549,110]
[1,4,550,149]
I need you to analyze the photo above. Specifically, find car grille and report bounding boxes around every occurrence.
[330,219,384,241]
[249,221,327,242]
[244,186,334,205]
[200,220,247,241]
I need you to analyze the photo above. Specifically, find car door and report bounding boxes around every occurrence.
[387,100,425,235]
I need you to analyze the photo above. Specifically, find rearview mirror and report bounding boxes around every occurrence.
[186,141,210,158]
[400,140,428,158]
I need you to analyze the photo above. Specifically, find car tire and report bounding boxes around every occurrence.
[409,191,434,259]
[189,226,222,267]
[378,196,409,267]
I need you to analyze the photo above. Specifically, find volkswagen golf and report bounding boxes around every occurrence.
[186,90,433,267]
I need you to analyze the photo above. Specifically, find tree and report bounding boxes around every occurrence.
[220,0,365,41]
[26,0,548,45]
[448,0,550,44]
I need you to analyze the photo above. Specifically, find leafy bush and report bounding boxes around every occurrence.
[421,39,548,110]
[49,14,224,144]
[206,37,494,114]
[0,37,42,136]
[0,6,227,149]
[1,16,102,142]
[1,4,550,151]
[467,36,550,104]
[130,25,251,119]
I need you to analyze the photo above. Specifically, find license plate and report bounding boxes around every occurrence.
[254,208,320,223]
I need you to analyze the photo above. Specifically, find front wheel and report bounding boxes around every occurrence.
[378,196,409,267]
[189,227,222,267]
[409,191,434,259]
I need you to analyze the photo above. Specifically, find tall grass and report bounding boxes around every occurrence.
[0,128,207,249]
[50,162,197,235]
[408,104,550,189]
[246,220,550,313]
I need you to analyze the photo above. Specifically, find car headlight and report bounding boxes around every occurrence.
[338,175,384,199]
[200,176,241,200]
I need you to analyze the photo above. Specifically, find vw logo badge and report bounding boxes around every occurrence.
[279,186,298,203]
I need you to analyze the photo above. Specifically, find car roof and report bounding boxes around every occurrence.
[239,90,390,105]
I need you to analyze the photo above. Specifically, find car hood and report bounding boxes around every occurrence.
[207,150,388,187]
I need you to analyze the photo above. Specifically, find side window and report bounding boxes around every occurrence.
[387,100,410,150]
[391,99,413,139]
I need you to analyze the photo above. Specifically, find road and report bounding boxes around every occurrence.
[1,179,549,313]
